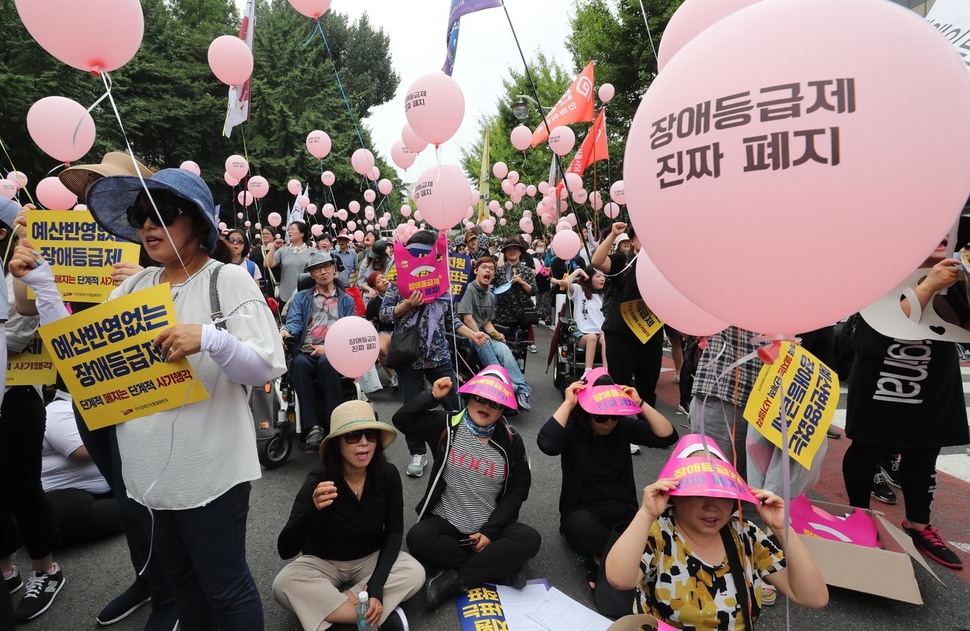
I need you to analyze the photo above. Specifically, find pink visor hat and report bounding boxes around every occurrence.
[658,434,759,504]
[577,368,642,416]
[458,364,518,411]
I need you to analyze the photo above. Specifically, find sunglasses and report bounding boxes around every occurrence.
[592,415,619,424]
[471,394,504,410]
[343,429,381,444]
[227,238,245,245]
[126,203,185,229]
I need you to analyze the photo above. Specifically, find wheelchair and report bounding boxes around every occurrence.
[551,301,605,396]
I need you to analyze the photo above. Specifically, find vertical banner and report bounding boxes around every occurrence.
[39,284,209,430]
[224,0,256,137]
[449,252,472,300]
[478,128,491,222]
[27,210,141,303]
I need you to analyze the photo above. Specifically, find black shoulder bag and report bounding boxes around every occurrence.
[721,524,755,631]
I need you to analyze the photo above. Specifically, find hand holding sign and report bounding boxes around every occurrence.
[155,324,203,363]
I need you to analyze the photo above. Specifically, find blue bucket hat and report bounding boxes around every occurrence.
[86,168,218,252]
[0,197,19,232]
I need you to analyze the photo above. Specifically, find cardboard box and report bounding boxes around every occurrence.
[797,500,942,604]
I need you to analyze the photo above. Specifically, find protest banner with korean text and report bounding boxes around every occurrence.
[6,335,56,386]
[620,300,664,344]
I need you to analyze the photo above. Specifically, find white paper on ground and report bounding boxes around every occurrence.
[525,587,612,631]
[495,584,552,630]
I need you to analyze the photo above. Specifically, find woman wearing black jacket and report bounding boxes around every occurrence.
[393,366,541,611]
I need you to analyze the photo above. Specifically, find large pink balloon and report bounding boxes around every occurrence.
[401,124,428,154]
[15,0,143,73]
[311,223,324,237]
[551,230,582,260]
[378,178,393,195]
[635,252,728,336]
[413,164,471,231]
[657,0,760,71]
[207,35,253,86]
[287,179,302,196]
[609,180,625,205]
[224,171,240,187]
[26,97,96,163]
[493,162,509,180]
[511,125,532,152]
[548,126,576,156]
[247,176,269,199]
[598,83,615,104]
[363,189,376,203]
[306,130,332,159]
[287,0,331,19]
[321,171,335,187]
[603,202,620,219]
[267,212,282,227]
[404,72,465,146]
[391,140,417,169]
[351,148,375,176]
[36,177,77,209]
[180,161,201,176]
[0,180,16,200]
[237,191,253,207]
[625,0,970,334]
[225,155,249,180]
[8,172,28,189]
[349,200,361,214]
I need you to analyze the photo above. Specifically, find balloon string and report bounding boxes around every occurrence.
[314,20,366,149]
[97,71,191,281]
[0,135,38,208]
[636,0,660,64]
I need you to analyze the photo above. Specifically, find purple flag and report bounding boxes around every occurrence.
[442,0,504,75]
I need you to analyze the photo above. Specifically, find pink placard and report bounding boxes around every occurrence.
[392,232,449,304]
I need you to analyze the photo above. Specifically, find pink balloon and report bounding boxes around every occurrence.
[244,220,252,227]
[519,218,533,232]
[247,175,269,199]
[287,179,302,196]
[488,200,501,213]
[237,191,254,207]
[413,211,423,223]
[492,162,509,179]
[378,216,388,227]
[503,202,512,211]
[564,172,583,192]
[572,189,588,204]
[348,220,357,231]
[526,184,537,197]
[297,194,309,208]
[658,0,760,71]
[522,210,532,218]
[225,155,249,180]
[556,221,571,233]
[636,251,728,336]
[626,0,970,334]
[401,123,428,154]
[73,204,88,211]
[589,191,603,210]
[565,213,577,227]
[349,200,361,214]
[8,172,28,189]
[548,126,576,157]
[551,230,582,260]
[287,0,332,19]
[321,171,335,187]
[324,316,379,378]
[507,171,520,185]
[499,218,507,226]
[322,204,334,219]
[15,0,143,73]
[26,97,96,163]
[501,180,513,196]
[404,72,465,146]
[219,221,228,231]
[306,203,317,216]
[336,208,348,221]
[481,220,494,234]
[267,212,282,227]
[306,130,332,159]
[36,176,77,209]
[0,180,16,199]
[311,223,324,237]
[254,222,261,229]
[207,35,253,85]
[469,189,480,205]
[352,148,375,176]
[391,140,417,169]
[413,164,470,231]
[511,125,532,152]
[378,178,393,195]
[603,202,620,219]
[180,161,201,176]
[368,166,380,182]
[609,180,626,205]
[400,205,412,218]
[363,189,376,203]
[354,230,364,242]
[541,213,555,226]
[538,181,550,195]
[364,206,375,221]
[224,171,240,187]
[236,212,244,219]
[599,83,615,104]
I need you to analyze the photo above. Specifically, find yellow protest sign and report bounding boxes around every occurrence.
[39,283,209,430]
[6,336,57,386]
[742,342,839,470]
[619,300,664,344]
[28,210,141,303]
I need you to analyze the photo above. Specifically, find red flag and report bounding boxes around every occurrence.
[531,62,596,147]
[556,110,608,199]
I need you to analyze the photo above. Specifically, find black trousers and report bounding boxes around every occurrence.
[561,508,633,561]
[46,488,123,548]
[842,440,940,524]
[605,331,664,406]
[406,515,541,587]
[0,387,59,560]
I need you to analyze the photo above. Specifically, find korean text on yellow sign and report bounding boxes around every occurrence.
[742,342,839,470]
[39,284,209,430]
[620,300,664,344]
[28,210,141,303]
[6,335,56,386]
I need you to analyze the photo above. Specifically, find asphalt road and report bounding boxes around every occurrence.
[11,326,970,630]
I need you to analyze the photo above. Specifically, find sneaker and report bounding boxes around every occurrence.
[902,521,963,569]
[4,567,22,594]
[14,564,65,622]
[96,580,151,625]
[880,454,901,489]
[143,602,179,631]
[528,344,537,354]
[761,585,777,606]
[871,471,897,505]
[672,373,680,384]
[305,426,326,449]
[381,606,409,631]
[389,373,399,390]
[516,391,531,411]
[676,405,689,416]
[425,569,463,611]
[630,444,641,455]
[407,453,428,478]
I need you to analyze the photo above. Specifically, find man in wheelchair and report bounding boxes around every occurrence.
[280,250,356,448]
[456,256,533,411]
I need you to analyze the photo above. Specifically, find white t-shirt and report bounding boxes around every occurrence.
[570,284,605,334]
[111,261,286,510]
[42,396,110,494]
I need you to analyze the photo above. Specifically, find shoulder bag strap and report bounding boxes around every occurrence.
[721,524,754,631]
[209,263,227,330]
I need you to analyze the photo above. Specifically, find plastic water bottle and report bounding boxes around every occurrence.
[356,591,377,631]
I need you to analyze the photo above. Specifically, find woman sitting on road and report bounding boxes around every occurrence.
[273,401,423,631]
[537,369,677,601]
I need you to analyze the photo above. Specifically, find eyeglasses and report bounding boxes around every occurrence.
[592,415,619,424]
[227,238,245,245]
[478,265,495,272]
[471,394,504,410]
[343,429,381,444]
[126,203,184,229]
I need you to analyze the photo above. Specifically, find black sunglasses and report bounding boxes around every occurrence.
[471,394,504,410]
[126,203,185,229]
[227,238,245,245]
[592,415,619,424]
[343,429,381,444]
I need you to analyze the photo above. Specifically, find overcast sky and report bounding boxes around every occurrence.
[240,1,573,181]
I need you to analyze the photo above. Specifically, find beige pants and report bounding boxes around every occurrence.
[272,550,425,631]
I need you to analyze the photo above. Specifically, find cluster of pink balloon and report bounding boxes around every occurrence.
[624,0,970,336]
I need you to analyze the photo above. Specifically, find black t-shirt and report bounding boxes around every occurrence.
[602,251,642,337]
[550,256,586,296]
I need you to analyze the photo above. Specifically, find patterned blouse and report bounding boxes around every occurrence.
[494,261,536,326]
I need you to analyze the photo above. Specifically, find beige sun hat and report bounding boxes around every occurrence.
[321,400,397,450]
[58,151,154,198]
